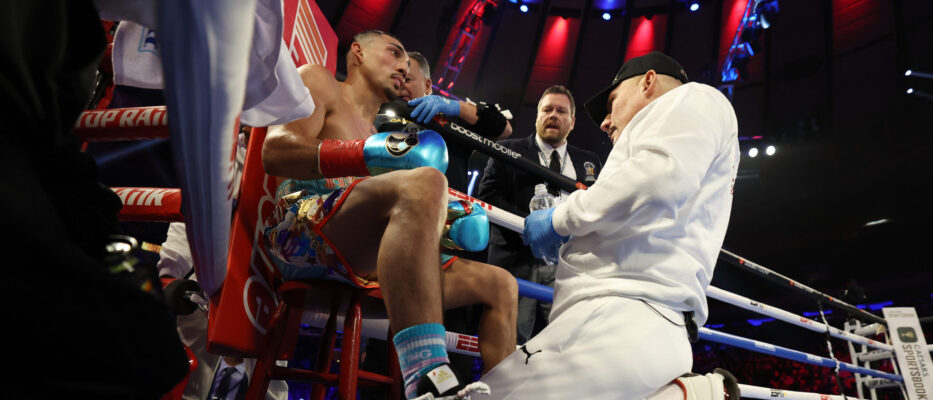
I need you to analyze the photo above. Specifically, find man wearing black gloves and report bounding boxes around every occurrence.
[375,51,512,192]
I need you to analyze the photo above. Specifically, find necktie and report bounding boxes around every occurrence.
[234,374,248,400]
[211,367,235,400]
[548,150,561,195]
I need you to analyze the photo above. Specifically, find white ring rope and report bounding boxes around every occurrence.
[852,323,883,337]
[706,286,894,351]
[698,327,902,382]
[737,383,865,400]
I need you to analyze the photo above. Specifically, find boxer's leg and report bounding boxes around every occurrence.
[322,167,458,397]
[442,258,519,371]
[320,167,448,333]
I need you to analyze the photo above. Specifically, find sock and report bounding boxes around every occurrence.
[392,323,451,399]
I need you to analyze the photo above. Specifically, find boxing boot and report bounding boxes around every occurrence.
[412,363,491,400]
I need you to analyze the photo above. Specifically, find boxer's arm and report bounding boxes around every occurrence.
[262,64,336,180]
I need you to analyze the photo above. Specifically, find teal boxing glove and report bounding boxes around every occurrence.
[408,95,460,124]
[441,200,490,252]
[318,130,449,177]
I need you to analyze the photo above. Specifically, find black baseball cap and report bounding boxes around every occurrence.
[583,51,689,126]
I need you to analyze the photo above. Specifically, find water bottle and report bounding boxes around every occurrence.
[528,183,559,266]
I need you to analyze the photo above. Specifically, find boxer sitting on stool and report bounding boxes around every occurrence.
[261,30,517,399]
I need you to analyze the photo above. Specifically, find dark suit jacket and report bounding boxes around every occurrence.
[476,134,602,272]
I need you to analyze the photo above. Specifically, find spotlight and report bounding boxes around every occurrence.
[903,69,933,79]
[755,0,779,29]
[690,3,700,12]
[765,145,776,156]
[748,147,758,158]
[602,12,611,20]
[907,88,933,100]
[520,4,528,12]
[466,169,481,196]
[863,218,890,227]
[759,16,770,30]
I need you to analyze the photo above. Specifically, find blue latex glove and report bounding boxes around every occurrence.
[523,208,569,262]
[408,95,460,124]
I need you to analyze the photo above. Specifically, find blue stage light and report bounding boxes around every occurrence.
[520,4,528,12]
[602,12,611,20]
[690,3,700,12]
[746,318,775,326]
[868,301,893,311]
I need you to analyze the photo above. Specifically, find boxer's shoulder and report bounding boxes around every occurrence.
[297,64,340,106]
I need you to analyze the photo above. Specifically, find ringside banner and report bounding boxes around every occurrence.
[883,307,932,400]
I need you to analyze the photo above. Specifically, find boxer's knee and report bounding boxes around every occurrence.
[486,265,519,309]
[393,167,447,220]
[405,167,448,196]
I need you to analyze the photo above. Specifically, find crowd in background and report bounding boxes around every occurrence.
[692,341,901,399]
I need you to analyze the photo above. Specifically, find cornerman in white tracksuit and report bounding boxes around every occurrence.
[481,52,742,400]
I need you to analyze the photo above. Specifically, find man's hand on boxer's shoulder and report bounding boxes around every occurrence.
[523,208,568,261]
[408,95,460,124]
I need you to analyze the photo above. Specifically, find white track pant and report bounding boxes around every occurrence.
[481,296,693,400]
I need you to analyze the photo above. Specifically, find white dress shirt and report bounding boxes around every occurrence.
[208,358,248,400]
[534,135,576,201]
